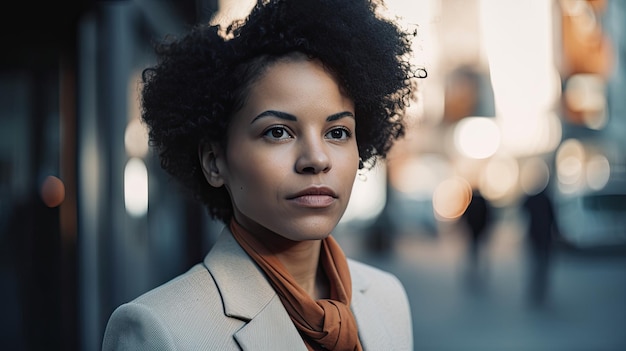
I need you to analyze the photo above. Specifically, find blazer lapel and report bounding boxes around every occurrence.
[350,262,396,350]
[234,295,308,351]
[204,227,307,351]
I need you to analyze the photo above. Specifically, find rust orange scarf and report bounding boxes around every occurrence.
[230,219,363,351]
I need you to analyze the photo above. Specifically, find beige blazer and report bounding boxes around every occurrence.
[102,227,413,350]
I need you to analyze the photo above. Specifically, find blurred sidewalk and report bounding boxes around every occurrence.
[336,209,626,351]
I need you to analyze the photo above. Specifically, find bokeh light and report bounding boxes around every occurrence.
[124,157,148,217]
[391,154,452,199]
[40,175,66,208]
[342,165,387,223]
[432,176,472,220]
[564,74,608,130]
[453,117,500,159]
[520,157,551,196]
[556,138,586,193]
[479,155,519,203]
[586,154,610,190]
[124,118,149,158]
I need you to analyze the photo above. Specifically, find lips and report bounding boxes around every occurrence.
[288,186,337,198]
[287,186,337,208]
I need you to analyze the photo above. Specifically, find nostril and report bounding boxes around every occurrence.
[301,166,316,174]
[295,146,332,174]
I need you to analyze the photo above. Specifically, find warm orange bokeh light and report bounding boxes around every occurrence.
[432,176,472,220]
[40,175,66,208]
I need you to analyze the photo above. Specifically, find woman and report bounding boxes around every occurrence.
[102,0,419,350]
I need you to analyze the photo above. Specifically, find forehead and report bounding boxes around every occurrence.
[242,57,353,112]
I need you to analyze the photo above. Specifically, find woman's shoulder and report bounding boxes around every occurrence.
[123,262,244,330]
[132,263,218,306]
[103,264,244,350]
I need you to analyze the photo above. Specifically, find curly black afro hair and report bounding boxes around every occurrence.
[141,0,420,223]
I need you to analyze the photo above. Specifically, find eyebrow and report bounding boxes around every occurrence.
[250,110,355,124]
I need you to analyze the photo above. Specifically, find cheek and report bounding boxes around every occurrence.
[226,146,289,195]
[336,147,360,189]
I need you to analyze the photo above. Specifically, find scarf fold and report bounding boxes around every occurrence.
[230,219,363,351]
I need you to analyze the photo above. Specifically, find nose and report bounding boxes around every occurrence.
[295,137,331,174]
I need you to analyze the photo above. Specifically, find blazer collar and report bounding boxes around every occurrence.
[349,258,371,293]
[203,227,307,350]
[203,227,275,320]
[203,227,394,350]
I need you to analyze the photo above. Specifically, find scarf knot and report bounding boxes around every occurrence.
[315,300,360,350]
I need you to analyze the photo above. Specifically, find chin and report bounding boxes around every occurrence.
[282,218,339,241]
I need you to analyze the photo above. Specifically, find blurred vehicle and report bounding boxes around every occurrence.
[552,137,626,250]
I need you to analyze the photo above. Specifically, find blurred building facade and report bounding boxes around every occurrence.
[1,1,220,350]
[0,1,624,350]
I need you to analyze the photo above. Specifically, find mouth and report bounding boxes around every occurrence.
[287,186,338,208]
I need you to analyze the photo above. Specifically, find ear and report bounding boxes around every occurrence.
[199,143,225,188]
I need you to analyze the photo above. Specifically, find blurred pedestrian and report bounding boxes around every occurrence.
[519,157,558,307]
[522,187,558,307]
[460,189,492,293]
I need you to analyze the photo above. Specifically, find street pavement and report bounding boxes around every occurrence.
[335,209,626,351]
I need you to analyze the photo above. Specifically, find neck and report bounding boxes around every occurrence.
[231,218,330,299]
[274,240,329,299]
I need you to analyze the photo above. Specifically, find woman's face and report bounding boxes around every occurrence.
[208,57,359,242]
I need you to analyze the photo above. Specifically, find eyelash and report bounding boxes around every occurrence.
[262,126,353,141]
[326,127,352,140]
[263,126,293,140]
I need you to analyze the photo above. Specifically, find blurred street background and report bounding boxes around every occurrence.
[335,208,626,351]
[1,0,625,350]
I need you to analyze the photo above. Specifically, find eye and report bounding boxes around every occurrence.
[325,127,352,140]
[263,126,293,140]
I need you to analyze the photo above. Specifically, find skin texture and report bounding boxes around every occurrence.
[201,57,359,295]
